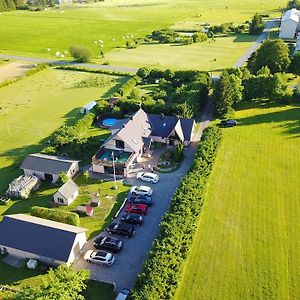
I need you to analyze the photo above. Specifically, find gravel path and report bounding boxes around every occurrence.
[233,18,279,68]
[0,54,138,74]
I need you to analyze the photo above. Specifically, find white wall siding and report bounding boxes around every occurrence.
[67,232,87,265]
[279,20,298,39]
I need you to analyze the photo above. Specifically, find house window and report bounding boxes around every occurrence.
[57,198,64,204]
[115,140,125,149]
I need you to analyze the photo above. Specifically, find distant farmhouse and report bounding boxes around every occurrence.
[53,180,78,206]
[279,9,300,39]
[0,214,87,266]
[20,153,79,183]
[92,109,195,177]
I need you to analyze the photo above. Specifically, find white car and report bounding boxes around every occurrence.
[130,185,153,196]
[84,250,115,266]
[136,172,159,183]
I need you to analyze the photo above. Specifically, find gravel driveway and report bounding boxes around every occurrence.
[74,144,198,293]
[74,101,213,293]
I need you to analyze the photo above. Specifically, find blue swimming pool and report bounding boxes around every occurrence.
[102,118,117,127]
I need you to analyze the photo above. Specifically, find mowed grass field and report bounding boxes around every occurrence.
[0,68,128,194]
[105,35,257,71]
[0,0,286,60]
[175,104,300,300]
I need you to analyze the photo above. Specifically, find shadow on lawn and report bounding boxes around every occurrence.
[89,190,128,238]
[236,103,300,138]
[102,76,130,98]
[233,34,258,43]
[2,184,53,217]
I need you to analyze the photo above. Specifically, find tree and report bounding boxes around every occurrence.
[290,52,300,75]
[69,45,92,63]
[249,13,265,34]
[58,172,68,184]
[137,67,151,79]
[214,71,242,116]
[287,0,300,9]
[247,40,291,74]
[14,265,90,300]
[256,66,271,76]
[192,32,208,43]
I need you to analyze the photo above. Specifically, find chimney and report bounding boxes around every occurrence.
[130,116,133,121]
[122,124,126,128]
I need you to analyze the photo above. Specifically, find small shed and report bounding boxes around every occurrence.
[80,101,97,114]
[90,193,100,207]
[108,97,119,107]
[53,180,78,206]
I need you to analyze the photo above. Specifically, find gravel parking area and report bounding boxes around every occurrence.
[74,144,198,293]
[74,101,213,293]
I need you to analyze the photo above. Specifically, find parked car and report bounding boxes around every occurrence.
[129,185,153,196]
[115,288,131,300]
[128,195,153,206]
[125,203,148,215]
[84,250,115,266]
[94,236,123,253]
[136,172,159,183]
[106,222,136,238]
[220,119,237,127]
[121,213,144,226]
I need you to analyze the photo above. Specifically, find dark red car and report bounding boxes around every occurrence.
[125,203,148,215]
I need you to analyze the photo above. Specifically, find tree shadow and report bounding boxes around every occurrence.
[102,76,130,98]
[234,34,258,43]
[236,103,300,138]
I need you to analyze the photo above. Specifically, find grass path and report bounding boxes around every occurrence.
[175,104,300,300]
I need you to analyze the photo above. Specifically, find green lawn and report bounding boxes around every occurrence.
[175,104,300,299]
[0,177,130,240]
[0,0,286,59]
[0,68,127,194]
[0,260,115,300]
[105,35,258,71]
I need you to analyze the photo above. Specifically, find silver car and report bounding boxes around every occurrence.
[136,172,159,183]
[129,185,153,196]
[84,250,115,266]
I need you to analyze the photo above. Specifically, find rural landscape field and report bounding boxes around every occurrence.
[175,104,300,300]
[0,0,299,299]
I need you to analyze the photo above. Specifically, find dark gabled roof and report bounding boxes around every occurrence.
[148,114,178,138]
[20,154,79,175]
[0,214,87,262]
[179,118,195,141]
[148,114,195,141]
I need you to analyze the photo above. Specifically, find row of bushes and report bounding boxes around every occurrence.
[31,206,80,226]
[132,125,223,300]
[55,65,134,77]
[118,77,138,96]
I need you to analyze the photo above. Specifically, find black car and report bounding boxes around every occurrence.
[106,222,136,238]
[220,119,237,127]
[128,195,153,206]
[94,236,123,253]
[121,213,144,226]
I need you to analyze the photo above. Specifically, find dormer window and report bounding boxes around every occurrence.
[115,140,125,149]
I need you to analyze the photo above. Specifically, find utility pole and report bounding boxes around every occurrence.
[112,151,118,190]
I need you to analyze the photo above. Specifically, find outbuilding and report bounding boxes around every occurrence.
[80,101,97,114]
[20,153,80,183]
[53,180,79,206]
[279,9,300,39]
[0,214,87,266]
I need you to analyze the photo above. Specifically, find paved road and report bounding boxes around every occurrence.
[0,54,138,73]
[233,18,279,68]
[73,102,213,293]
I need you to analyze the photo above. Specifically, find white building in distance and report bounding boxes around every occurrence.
[279,9,300,39]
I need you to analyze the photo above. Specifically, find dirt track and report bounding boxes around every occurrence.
[0,61,35,83]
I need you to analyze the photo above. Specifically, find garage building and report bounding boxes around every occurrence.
[0,214,87,266]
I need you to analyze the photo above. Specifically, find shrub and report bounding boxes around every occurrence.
[58,172,68,184]
[69,45,92,63]
[249,13,265,34]
[31,206,80,226]
[131,126,222,300]
[192,32,208,43]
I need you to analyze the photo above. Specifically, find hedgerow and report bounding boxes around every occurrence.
[31,206,80,226]
[131,125,222,300]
